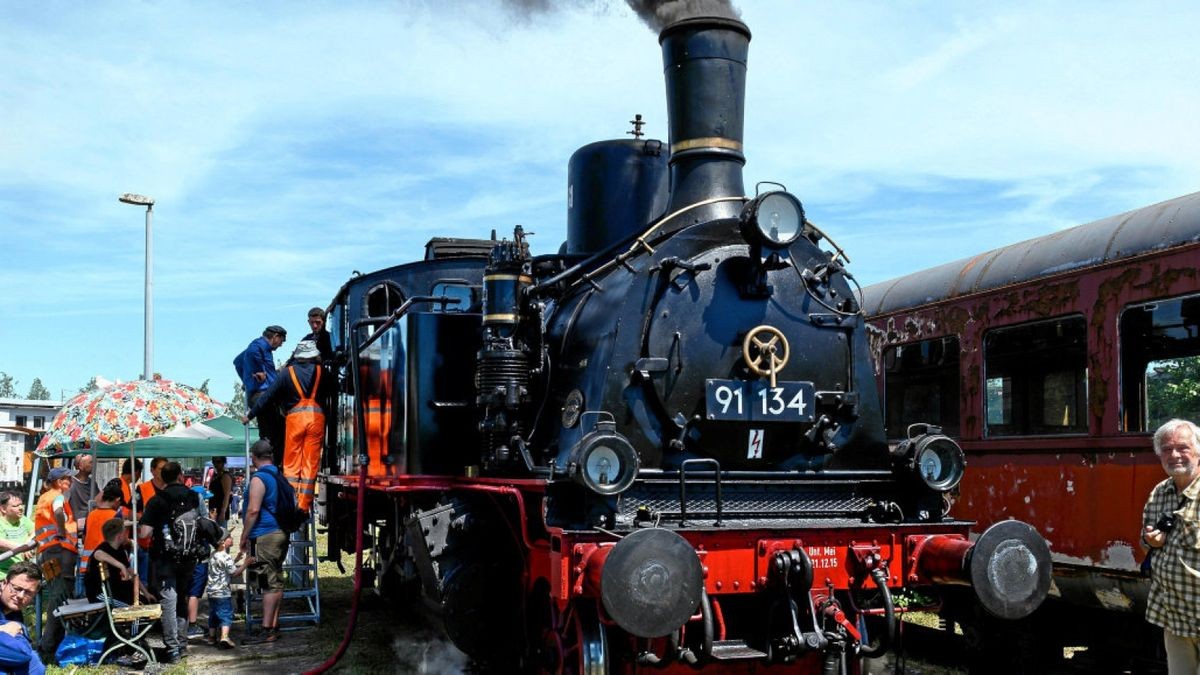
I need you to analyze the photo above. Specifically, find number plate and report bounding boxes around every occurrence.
[705,379,816,422]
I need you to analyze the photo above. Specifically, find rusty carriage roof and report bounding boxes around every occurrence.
[861,191,1200,317]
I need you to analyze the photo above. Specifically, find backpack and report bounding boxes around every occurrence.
[261,467,307,535]
[162,498,211,562]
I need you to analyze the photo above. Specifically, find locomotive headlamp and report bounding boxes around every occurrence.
[741,191,805,248]
[894,425,965,492]
[568,422,639,495]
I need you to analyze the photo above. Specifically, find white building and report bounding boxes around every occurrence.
[0,397,61,485]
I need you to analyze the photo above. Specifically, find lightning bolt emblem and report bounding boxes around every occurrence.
[747,429,764,459]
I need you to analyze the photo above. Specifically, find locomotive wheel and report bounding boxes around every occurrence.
[555,600,609,675]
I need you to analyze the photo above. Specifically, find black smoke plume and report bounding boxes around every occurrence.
[625,0,741,31]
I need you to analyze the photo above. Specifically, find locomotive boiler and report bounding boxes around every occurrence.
[319,15,1052,673]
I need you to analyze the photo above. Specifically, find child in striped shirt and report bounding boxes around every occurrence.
[206,531,250,649]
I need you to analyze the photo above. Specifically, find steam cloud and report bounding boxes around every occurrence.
[495,0,741,31]
[625,0,741,31]
[393,632,470,674]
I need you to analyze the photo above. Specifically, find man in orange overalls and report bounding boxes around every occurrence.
[244,340,326,512]
[34,466,78,662]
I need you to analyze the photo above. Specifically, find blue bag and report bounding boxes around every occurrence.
[55,633,105,666]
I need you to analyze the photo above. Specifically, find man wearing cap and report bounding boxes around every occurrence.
[243,340,327,512]
[234,325,287,464]
[33,467,79,662]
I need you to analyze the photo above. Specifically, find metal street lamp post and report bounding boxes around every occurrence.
[119,193,155,380]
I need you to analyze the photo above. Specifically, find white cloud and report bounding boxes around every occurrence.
[3,0,1199,396]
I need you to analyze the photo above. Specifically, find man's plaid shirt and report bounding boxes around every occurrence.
[1143,473,1200,637]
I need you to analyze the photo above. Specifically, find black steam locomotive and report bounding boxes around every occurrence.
[318,15,1051,673]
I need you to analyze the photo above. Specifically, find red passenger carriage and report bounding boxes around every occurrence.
[863,191,1200,667]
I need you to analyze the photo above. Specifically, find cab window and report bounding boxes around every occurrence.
[430,281,476,313]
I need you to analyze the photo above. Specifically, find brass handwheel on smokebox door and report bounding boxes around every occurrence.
[743,325,790,388]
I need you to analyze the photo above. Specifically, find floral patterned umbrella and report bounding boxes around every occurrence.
[36,378,225,453]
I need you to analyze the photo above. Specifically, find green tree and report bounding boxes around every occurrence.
[1146,356,1200,429]
[26,378,51,400]
[0,372,15,398]
[198,378,210,395]
[78,376,99,394]
[226,382,248,417]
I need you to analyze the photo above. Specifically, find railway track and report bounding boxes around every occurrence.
[868,621,1167,675]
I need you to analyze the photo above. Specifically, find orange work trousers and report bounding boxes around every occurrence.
[365,397,391,478]
[284,406,324,512]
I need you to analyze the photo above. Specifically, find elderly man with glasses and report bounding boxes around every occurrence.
[1143,418,1200,673]
[0,561,45,675]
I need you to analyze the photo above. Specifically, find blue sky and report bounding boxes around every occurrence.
[2,1,1198,404]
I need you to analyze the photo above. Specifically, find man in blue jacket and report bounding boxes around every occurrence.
[0,561,44,675]
[235,325,287,464]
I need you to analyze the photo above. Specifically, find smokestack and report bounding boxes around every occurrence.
[658,16,750,224]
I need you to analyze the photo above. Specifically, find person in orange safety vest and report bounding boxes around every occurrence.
[77,480,126,577]
[35,466,79,660]
[244,340,328,512]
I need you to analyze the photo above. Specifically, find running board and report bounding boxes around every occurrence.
[710,640,768,661]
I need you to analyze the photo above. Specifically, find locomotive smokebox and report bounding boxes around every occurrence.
[659,16,750,225]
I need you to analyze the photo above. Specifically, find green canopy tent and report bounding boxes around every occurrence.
[38,415,256,459]
[29,414,257,565]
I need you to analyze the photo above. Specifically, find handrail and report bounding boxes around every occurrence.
[678,458,722,527]
[352,294,460,357]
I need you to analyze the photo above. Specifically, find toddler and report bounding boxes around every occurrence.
[206,532,250,649]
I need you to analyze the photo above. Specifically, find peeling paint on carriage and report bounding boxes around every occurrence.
[1094,587,1134,611]
[860,190,1200,623]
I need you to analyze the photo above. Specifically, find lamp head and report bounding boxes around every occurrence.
[119,193,155,207]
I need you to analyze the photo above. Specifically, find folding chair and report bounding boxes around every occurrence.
[96,563,161,666]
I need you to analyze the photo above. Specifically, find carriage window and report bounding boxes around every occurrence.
[984,316,1087,436]
[1119,294,1200,432]
[882,337,960,439]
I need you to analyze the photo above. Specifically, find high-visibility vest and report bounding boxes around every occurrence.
[135,481,159,548]
[34,489,77,554]
[137,481,158,506]
[120,477,134,507]
[78,506,123,574]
